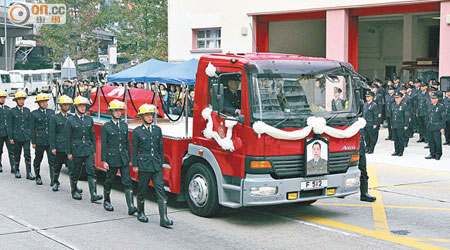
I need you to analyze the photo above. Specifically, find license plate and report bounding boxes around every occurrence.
[301,180,328,190]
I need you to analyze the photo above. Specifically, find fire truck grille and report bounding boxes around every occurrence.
[270,155,305,178]
[328,151,357,174]
[270,151,357,179]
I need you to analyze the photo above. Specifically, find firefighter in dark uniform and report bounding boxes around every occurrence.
[425,92,445,160]
[132,104,173,227]
[7,91,35,180]
[406,83,418,139]
[0,90,15,174]
[444,88,450,145]
[50,95,81,193]
[331,87,347,111]
[30,93,56,186]
[416,82,429,143]
[101,99,137,215]
[363,92,379,154]
[359,129,376,202]
[65,96,103,202]
[391,92,409,156]
[399,87,412,147]
[384,86,395,140]
[223,75,242,115]
[373,79,386,123]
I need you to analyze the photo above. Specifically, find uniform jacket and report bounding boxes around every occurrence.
[50,112,73,152]
[332,98,346,111]
[30,108,55,146]
[385,94,395,118]
[428,103,445,131]
[391,102,409,128]
[444,98,450,121]
[417,91,429,116]
[306,158,328,175]
[101,120,131,167]
[132,124,164,172]
[0,104,11,138]
[64,115,96,157]
[223,89,241,114]
[363,101,379,127]
[7,106,31,142]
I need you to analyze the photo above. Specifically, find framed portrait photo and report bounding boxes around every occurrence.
[305,137,329,176]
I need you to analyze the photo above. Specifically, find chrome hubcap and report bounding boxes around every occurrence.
[188,174,208,207]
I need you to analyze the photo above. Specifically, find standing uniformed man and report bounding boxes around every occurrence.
[444,88,450,146]
[7,91,34,180]
[0,91,15,174]
[384,86,395,140]
[391,92,409,156]
[65,96,102,202]
[373,79,386,124]
[30,93,55,185]
[331,87,346,111]
[363,92,379,154]
[101,100,137,215]
[132,104,173,227]
[359,129,376,202]
[399,87,412,147]
[50,95,81,193]
[425,92,445,160]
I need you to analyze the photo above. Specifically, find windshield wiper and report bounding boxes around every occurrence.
[326,111,355,125]
[274,112,309,128]
[274,112,292,128]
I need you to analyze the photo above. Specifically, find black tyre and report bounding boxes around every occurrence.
[184,163,220,217]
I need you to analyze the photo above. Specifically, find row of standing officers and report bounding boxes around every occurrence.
[362,79,449,160]
[0,90,172,227]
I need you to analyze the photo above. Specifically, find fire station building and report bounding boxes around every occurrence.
[168,0,450,81]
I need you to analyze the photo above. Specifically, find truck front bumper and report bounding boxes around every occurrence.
[241,166,360,206]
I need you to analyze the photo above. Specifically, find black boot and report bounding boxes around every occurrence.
[0,165,3,173]
[26,162,35,180]
[71,180,82,200]
[88,178,103,202]
[15,165,21,178]
[137,199,148,223]
[158,200,173,228]
[360,180,376,202]
[49,165,55,187]
[34,165,42,185]
[52,173,60,191]
[52,183,59,191]
[125,189,137,215]
[103,188,114,211]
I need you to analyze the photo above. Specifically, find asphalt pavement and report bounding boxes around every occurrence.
[1,95,449,250]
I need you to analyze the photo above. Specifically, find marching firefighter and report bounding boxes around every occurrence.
[363,92,379,154]
[359,129,376,202]
[425,92,445,160]
[7,91,34,180]
[101,100,137,215]
[49,95,82,193]
[0,90,15,174]
[65,96,103,202]
[132,104,173,227]
[30,93,55,186]
[391,92,409,157]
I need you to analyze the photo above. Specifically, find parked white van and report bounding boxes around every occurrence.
[8,71,25,95]
[0,70,11,94]
[10,70,47,95]
[37,69,61,93]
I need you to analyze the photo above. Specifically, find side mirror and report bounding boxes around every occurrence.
[237,114,245,124]
[212,82,224,113]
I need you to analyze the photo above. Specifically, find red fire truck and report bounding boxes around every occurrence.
[91,53,364,217]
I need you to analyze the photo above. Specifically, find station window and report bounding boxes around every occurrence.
[194,28,221,49]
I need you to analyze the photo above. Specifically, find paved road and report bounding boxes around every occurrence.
[1,95,449,249]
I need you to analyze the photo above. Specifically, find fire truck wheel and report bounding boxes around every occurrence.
[298,199,317,206]
[185,163,219,217]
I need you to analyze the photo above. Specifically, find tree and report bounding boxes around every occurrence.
[37,0,113,65]
[110,0,168,63]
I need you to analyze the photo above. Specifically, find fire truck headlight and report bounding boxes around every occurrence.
[346,177,360,187]
[250,186,278,196]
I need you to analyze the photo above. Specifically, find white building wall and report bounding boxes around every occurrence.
[168,0,438,62]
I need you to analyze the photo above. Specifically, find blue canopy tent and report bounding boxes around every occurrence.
[146,58,199,85]
[107,59,174,82]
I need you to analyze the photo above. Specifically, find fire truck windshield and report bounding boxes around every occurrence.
[247,60,357,127]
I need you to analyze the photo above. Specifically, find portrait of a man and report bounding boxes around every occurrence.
[306,141,328,175]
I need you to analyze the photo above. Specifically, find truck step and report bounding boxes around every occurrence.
[221,201,241,208]
[222,184,241,191]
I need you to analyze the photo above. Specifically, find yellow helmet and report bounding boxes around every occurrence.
[13,90,27,101]
[0,90,7,97]
[58,95,73,104]
[90,87,97,93]
[137,104,157,117]
[73,96,89,105]
[107,99,126,111]
[35,93,50,103]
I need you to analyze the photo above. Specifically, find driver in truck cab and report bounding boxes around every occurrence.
[223,75,241,116]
